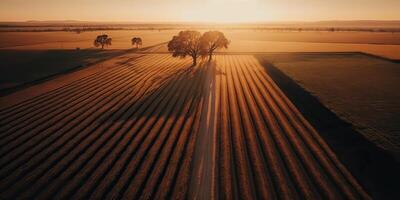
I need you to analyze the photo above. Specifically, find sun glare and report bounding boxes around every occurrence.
[180,0,267,23]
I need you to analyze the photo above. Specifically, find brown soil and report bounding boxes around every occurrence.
[0,54,375,199]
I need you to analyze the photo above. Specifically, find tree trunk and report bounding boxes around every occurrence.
[192,56,197,66]
[209,52,213,61]
[101,44,104,49]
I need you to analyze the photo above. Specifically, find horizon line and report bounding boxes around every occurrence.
[1,19,400,24]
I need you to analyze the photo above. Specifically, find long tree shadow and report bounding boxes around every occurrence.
[187,58,223,199]
[97,57,216,124]
[254,54,400,199]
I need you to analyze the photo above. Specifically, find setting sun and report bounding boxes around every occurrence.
[1,0,400,22]
[180,0,266,22]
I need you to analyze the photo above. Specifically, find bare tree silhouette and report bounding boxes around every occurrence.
[131,37,143,49]
[168,31,203,66]
[200,31,230,60]
[94,34,112,49]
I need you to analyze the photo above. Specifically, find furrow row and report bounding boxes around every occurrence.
[0,54,145,122]
[0,54,370,200]
[0,54,157,132]
[0,55,173,161]
[0,54,184,197]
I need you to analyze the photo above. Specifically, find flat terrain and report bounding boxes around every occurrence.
[0,49,124,91]
[259,53,400,156]
[0,44,165,93]
[2,30,399,92]
[0,54,370,199]
[0,30,173,49]
[1,30,400,59]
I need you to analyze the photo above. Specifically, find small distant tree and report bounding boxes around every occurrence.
[131,37,143,48]
[94,34,112,49]
[200,31,230,60]
[168,30,203,66]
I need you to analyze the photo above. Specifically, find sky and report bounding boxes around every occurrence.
[1,0,400,22]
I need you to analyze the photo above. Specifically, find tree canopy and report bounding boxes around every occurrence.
[201,31,230,60]
[167,30,203,65]
[94,34,112,49]
[167,30,230,66]
[131,37,143,48]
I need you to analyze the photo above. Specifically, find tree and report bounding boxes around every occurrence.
[200,31,230,60]
[94,34,112,49]
[131,37,143,48]
[168,31,203,66]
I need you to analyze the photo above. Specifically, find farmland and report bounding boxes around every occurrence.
[1,30,400,59]
[0,49,126,91]
[1,30,400,93]
[0,54,371,199]
[1,25,400,199]
[259,53,400,156]
[2,0,400,197]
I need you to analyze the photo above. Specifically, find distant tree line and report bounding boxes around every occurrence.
[42,27,400,33]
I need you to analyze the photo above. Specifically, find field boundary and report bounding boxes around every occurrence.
[357,52,400,63]
[256,56,400,199]
[0,43,166,96]
[138,51,400,62]
[2,51,397,97]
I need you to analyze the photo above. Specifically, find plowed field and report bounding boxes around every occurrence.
[0,54,369,199]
